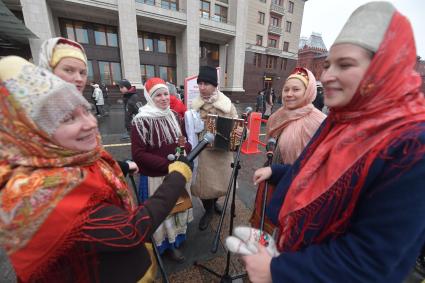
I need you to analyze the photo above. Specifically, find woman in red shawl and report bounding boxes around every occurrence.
[0,56,192,282]
[250,67,326,234]
[233,2,425,282]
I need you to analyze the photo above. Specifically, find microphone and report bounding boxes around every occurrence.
[242,106,253,119]
[266,138,276,161]
[186,132,215,161]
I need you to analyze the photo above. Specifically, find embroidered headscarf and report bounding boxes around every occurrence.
[38,37,87,71]
[0,57,135,281]
[274,2,425,252]
[266,67,326,164]
[133,77,181,145]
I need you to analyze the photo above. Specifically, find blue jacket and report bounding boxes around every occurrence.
[266,122,425,283]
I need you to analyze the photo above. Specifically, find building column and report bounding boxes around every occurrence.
[224,0,248,93]
[117,0,142,88]
[175,36,184,87]
[21,0,55,64]
[219,44,228,89]
[182,0,200,80]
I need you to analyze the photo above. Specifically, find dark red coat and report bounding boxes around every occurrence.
[131,112,191,177]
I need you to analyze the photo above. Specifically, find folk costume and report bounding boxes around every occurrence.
[250,67,326,234]
[263,2,425,282]
[0,57,191,282]
[131,77,192,254]
[189,67,239,230]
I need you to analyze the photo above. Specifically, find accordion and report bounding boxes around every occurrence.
[204,114,244,151]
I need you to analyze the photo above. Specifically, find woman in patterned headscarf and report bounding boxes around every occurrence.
[237,2,425,282]
[250,67,326,234]
[0,56,192,282]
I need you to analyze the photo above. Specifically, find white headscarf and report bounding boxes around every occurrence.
[133,85,181,146]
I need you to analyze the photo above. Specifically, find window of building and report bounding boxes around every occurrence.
[159,66,177,84]
[200,0,210,19]
[94,26,118,47]
[158,35,175,53]
[199,44,219,60]
[98,61,122,85]
[286,21,292,33]
[214,4,228,23]
[161,0,178,11]
[259,0,266,2]
[272,0,282,6]
[200,41,220,67]
[141,64,155,84]
[135,0,155,5]
[216,0,228,3]
[270,16,280,27]
[65,21,89,44]
[139,33,154,51]
[281,58,287,70]
[258,12,265,24]
[87,60,94,84]
[288,1,294,13]
[266,55,277,69]
[267,58,272,69]
[267,37,277,48]
[254,53,262,67]
[283,41,289,51]
[256,35,263,46]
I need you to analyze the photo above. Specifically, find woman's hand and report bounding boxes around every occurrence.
[253,167,272,185]
[126,161,139,175]
[242,245,273,283]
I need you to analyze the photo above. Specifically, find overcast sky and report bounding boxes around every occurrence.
[300,0,425,58]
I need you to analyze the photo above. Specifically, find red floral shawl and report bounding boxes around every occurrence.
[277,11,425,251]
[0,85,136,281]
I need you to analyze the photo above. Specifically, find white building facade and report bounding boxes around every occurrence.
[6,0,248,95]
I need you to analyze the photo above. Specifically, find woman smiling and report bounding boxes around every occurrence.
[250,67,326,233]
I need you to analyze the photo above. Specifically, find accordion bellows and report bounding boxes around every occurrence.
[205,114,244,151]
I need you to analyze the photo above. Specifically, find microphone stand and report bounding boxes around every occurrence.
[194,116,249,283]
[260,148,274,231]
[129,175,170,283]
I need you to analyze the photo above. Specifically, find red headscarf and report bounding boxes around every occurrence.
[277,11,425,251]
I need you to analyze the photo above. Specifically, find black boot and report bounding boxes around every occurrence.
[167,247,185,263]
[199,199,214,231]
[199,210,213,231]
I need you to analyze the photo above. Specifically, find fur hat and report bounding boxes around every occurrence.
[144,77,168,97]
[50,38,87,68]
[333,1,395,52]
[0,56,90,136]
[197,66,218,87]
[118,79,132,90]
